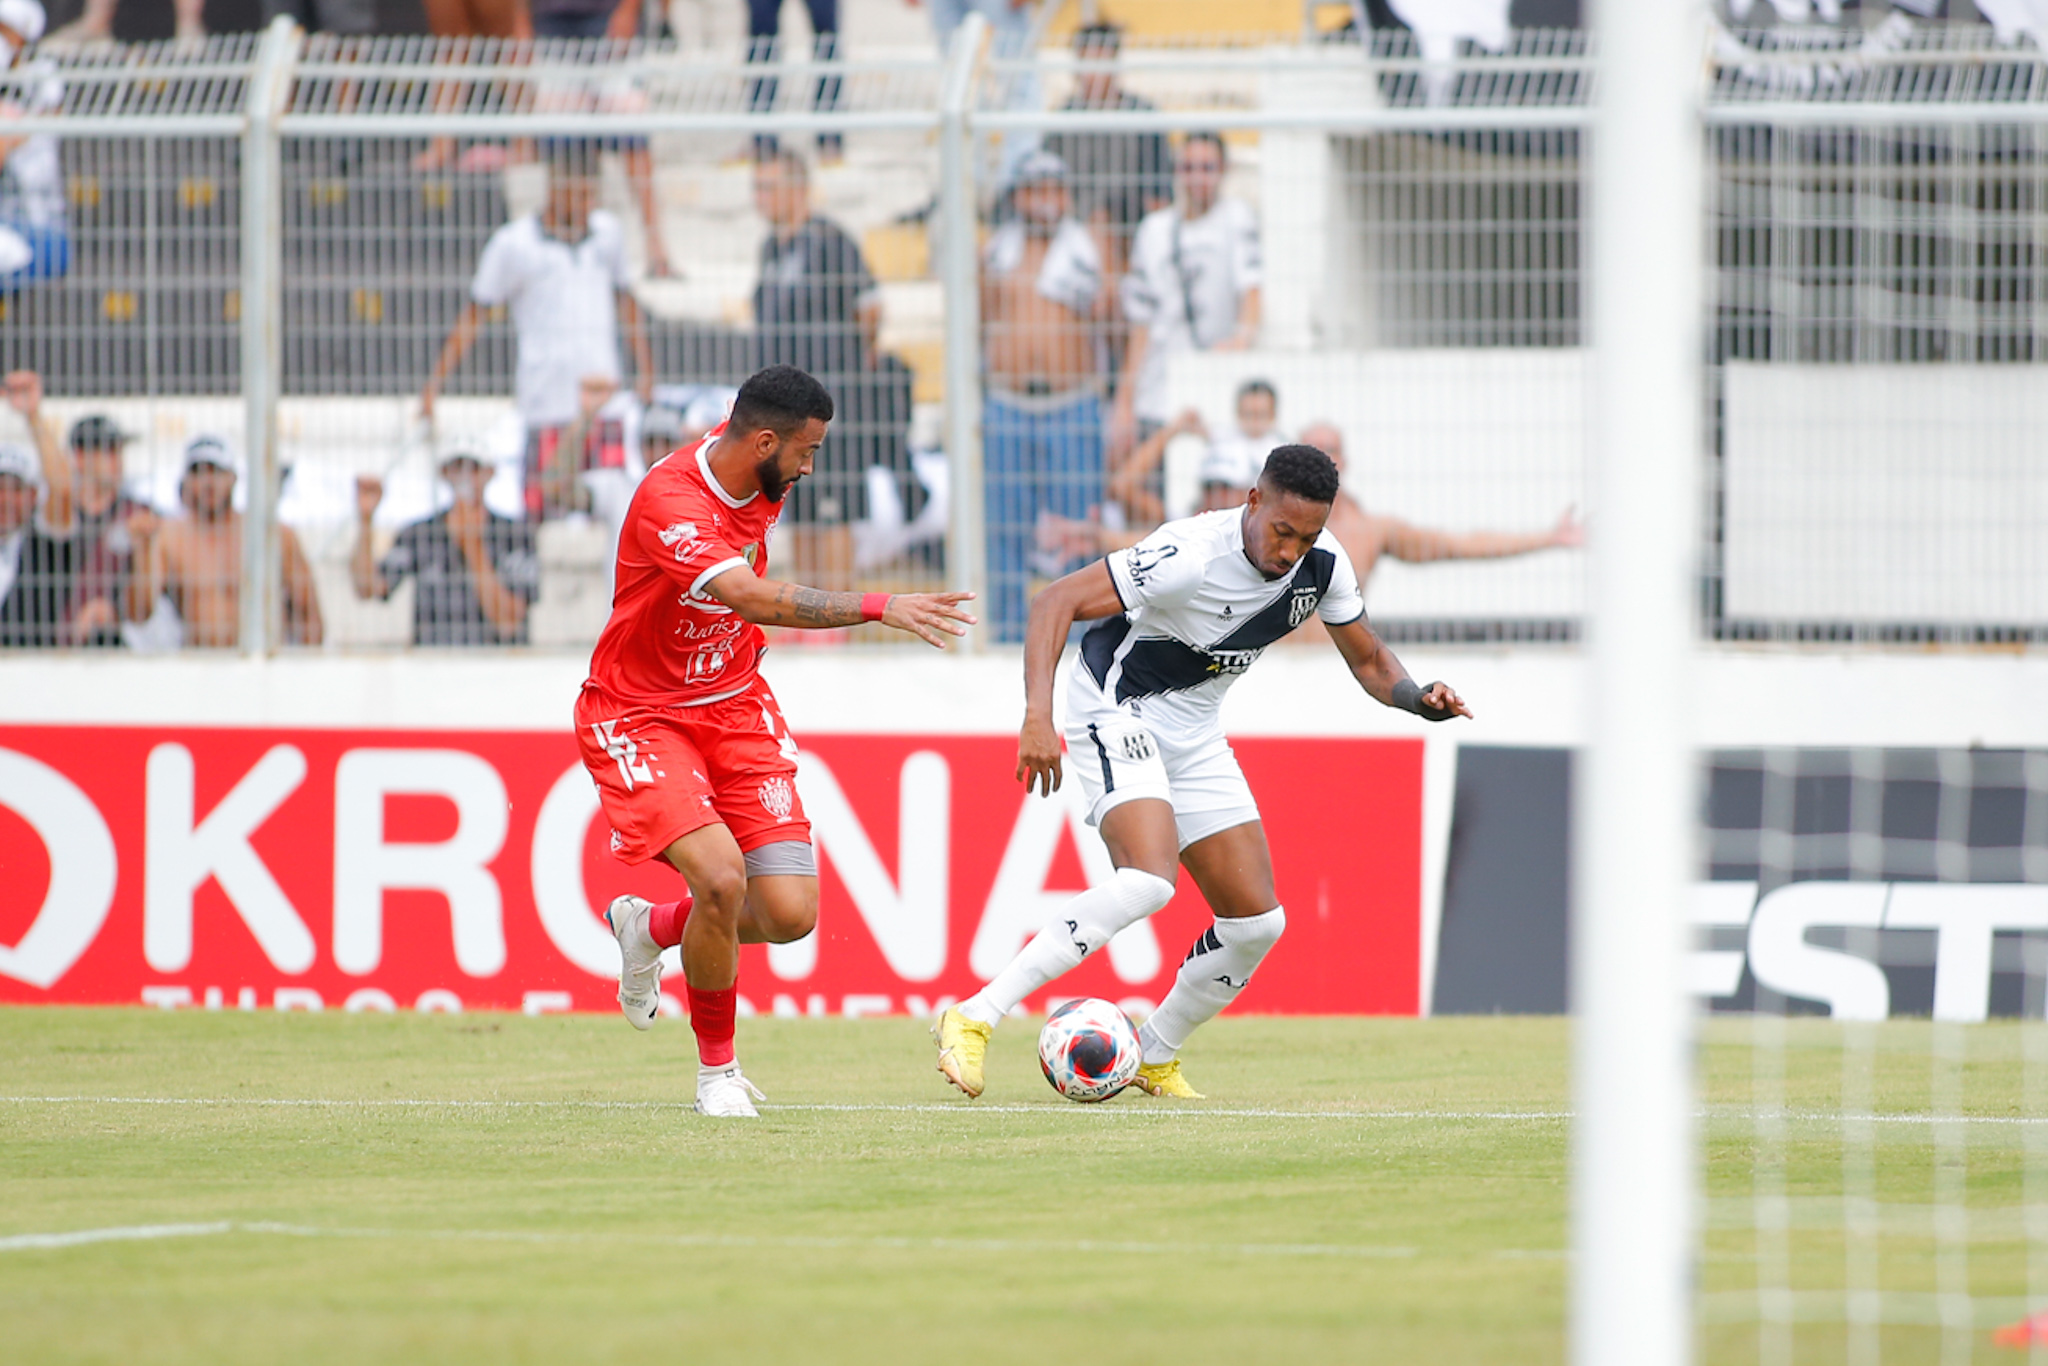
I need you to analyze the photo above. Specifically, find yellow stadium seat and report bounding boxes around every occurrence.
[1041,0,1304,44]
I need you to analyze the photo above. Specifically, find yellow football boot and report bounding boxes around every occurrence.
[933,1006,992,1098]
[1133,1060,1206,1099]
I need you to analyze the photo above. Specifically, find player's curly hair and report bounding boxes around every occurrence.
[1259,444,1341,505]
[732,365,835,437]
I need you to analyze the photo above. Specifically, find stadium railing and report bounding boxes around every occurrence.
[1,21,2045,653]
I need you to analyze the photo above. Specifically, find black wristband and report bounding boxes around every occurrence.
[1392,678,1454,722]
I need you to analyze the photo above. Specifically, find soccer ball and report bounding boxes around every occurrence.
[1037,998,1142,1103]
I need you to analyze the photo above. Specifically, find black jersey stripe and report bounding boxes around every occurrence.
[1211,549,1336,653]
[1081,615,1128,690]
[1086,723,1115,793]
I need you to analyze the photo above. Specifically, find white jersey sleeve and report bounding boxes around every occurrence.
[1316,529,1365,625]
[469,219,530,307]
[1105,525,1205,612]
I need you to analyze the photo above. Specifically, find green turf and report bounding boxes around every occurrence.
[0,1009,2038,1364]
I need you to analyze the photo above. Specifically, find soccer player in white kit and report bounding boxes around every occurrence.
[934,444,1472,1099]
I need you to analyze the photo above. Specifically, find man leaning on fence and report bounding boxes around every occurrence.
[1110,131,1261,464]
[421,140,652,524]
[980,149,1110,643]
[1039,23,1171,280]
[352,439,540,647]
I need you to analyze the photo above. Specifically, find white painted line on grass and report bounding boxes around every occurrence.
[4,1096,2036,1125]
[0,1219,1419,1261]
[0,1095,1568,1121]
[0,1222,231,1251]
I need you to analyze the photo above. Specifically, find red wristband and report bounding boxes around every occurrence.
[860,593,891,623]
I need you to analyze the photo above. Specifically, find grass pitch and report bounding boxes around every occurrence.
[0,1010,2037,1364]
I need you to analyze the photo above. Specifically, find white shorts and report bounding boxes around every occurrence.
[1065,711,1260,851]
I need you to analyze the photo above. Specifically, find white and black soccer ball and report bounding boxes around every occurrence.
[1037,998,1142,1103]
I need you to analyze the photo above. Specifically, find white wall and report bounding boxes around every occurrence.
[4,644,2047,1013]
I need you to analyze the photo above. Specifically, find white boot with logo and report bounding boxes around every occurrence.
[695,1064,766,1118]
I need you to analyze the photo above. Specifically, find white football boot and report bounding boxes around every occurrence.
[695,1064,767,1118]
[604,895,662,1031]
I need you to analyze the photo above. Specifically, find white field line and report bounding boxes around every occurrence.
[0,1095,1567,1121]
[0,1219,1426,1261]
[2,1095,2043,1125]
[0,1222,231,1251]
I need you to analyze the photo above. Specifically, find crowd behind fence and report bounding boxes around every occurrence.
[2,19,2047,652]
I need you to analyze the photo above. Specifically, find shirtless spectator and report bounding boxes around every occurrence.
[351,441,539,647]
[979,149,1110,642]
[128,435,324,649]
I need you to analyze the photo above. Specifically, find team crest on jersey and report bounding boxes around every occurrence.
[658,522,700,561]
[609,829,624,853]
[1287,586,1320,628]
[743,544,759,568]
[1119,730,1157,762]
[758,776,795,821]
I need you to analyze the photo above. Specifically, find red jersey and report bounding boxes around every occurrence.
[584,425,781,707]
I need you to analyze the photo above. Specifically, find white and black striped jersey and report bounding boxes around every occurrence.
[1069,507,1365,740]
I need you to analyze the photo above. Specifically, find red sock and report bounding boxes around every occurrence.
[647,897,692,950]
[687,984,737,1068]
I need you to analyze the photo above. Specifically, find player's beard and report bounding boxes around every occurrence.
[754,451,794,504]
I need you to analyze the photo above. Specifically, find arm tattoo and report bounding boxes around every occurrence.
[771,582,867,628]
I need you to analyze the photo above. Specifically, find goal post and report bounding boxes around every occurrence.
[1575,3,1706,1365]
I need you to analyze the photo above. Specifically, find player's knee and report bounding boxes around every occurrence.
[691,863,749,921]
[1118,867,1177,920]
[1071,867,1177,958]
[758,888,818,943]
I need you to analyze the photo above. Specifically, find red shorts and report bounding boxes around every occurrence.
[573,678,811,865]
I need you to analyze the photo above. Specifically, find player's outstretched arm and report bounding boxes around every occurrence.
[1328,616,1474,722]
[1016,561,1127,797]
[707,573,976,649]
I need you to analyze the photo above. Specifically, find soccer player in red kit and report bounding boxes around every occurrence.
[575,366,975,1117]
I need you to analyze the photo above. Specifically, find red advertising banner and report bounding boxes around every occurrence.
[0,726,1421,1016]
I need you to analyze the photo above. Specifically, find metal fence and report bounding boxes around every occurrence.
[2,21,2047,652]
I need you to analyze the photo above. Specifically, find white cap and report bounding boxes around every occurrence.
[181,433,244,479]
[0,440,42,487]
[1198,436,1261,490]
[0,0,47,45]
[436,433,493,469]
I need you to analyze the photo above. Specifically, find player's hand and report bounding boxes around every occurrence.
[1420,682,1475,721]
[355,475,383,522]
[882,591,977,649]
[1550,505,1584,549]
[1015,713,1063,797]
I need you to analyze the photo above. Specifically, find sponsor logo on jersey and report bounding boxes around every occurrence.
[1125,543,1179,588]
[610,829,624,853]
[1287,586,1320,628]
[658,521,699,548]
[758,776,795,821]
[1202,647,1262,677]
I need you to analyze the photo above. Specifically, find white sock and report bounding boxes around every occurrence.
[1139,907,1287,1063]
[958,868,1176,1027]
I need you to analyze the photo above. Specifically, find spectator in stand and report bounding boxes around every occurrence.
[1292,418,1583,630]
[745,0,843,163]
[980,149,1108,641]
[751,144,880,591]
[909,0,1041,184]
[128,434,324,649]
[0,439,80,647]
[6,370,151,646]
[0,1,69,292]
[422,141,652,522]
[351,439,540,647]
[1040,22,1171,278]
[1110,132,1261,463]
[44,0,204,46]
[265,0,378,36]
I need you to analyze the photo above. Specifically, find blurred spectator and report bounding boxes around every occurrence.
[263,0,377,35]
[1040,23,1171,277]
[410,0,529,174]
[746,0,842,163]
[1110,132,1261,460]
[8,370,149,646]
[1100,378,1286,527]
[1296,418,1583,588]
[911,0,1040,185]
[45,0,204,45]
[128,434,325,649]
[752,145,880,590]
[980,149,1107,641]
[527,0,635,39]
[422,142,651,521]
[352,440,540,646]
[0,1,68,291]
[0,439,80,647]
